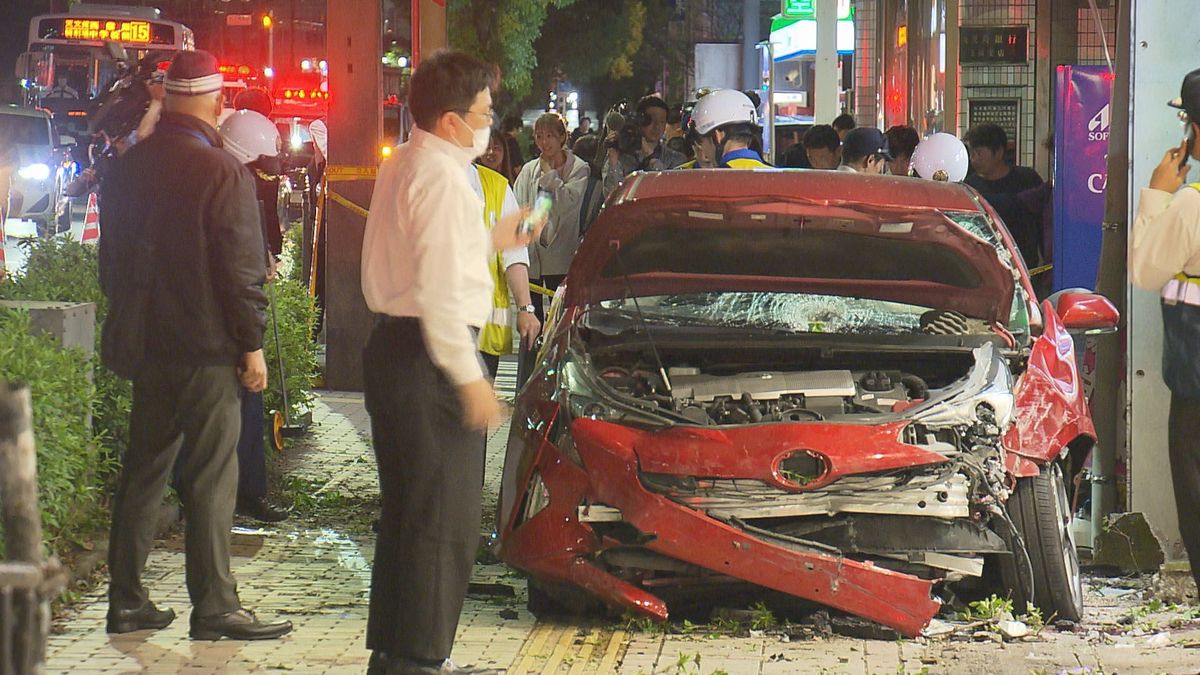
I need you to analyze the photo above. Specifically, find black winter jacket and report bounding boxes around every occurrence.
[99,112,267,369]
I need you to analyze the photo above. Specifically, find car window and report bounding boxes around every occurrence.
[942,210,1030,336]
[597,292,997,336]
[0,115,50,146]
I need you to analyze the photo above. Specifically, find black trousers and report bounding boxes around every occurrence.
[236,390,268,500]
[109,364,242,617]
[1169,395,1200,590]
[363,317,485,661]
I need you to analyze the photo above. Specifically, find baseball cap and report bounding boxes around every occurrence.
[842,127,892,161]
[1169,68,1200,121]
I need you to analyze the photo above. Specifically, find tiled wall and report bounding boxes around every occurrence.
[1076,4,1117,67]
[854,0,880,126]
[958,0,1039,164]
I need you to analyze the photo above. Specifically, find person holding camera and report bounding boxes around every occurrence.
[1130,67,1200,594]
[100,49,291,642]
[601,95,686,195]
[688,89,769,169]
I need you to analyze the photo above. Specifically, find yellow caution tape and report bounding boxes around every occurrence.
[529,282,554,297]
[1029,264,1053,276]
[327,190,370,219]
[326,165,378,181]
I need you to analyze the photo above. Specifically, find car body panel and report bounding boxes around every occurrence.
[499,170,1107,638]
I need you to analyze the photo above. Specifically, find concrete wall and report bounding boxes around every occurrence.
[695,43,743,91]
[1127,0,1200,560]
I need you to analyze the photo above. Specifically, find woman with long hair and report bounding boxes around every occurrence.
[478,128,515,183]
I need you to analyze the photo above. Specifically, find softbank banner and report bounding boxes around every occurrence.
[1053,65,1113,292]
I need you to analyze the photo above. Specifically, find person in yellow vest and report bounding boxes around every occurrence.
[688,89,770,169]
[468,161,540,379]
[1130,67,1200,596]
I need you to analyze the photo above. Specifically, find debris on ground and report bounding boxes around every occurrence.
[996,620,1029,640]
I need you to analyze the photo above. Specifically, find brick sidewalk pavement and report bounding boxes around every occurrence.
[43,361,1200,674]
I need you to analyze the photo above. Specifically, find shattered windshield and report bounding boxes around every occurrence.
[596,292,997,336]
[942,210,1030,336]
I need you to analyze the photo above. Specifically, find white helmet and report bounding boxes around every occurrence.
[911,132,969,182]
[308,118,327,158]
[689,89,758,135]
[218,110,281,165]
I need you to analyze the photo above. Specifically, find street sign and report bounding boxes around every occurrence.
[226,14,252,27]
[781,0,851,20]
[960,26,1028,64]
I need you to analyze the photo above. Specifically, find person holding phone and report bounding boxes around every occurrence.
[359,50,541,675]
[1130,67,1200,596]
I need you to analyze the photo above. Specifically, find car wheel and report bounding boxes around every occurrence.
[526,577,603,619]
[1004,462,1083,622]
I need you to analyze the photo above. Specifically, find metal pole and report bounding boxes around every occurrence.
[742,0,760,92]
[814,0,840,122]
[1091,0,1128,542]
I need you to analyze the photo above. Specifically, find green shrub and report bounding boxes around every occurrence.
[0,309,110,555]
[263,276,318,429]
[0,238,131,456]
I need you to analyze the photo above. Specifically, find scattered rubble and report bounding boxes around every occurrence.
[996,620,1029,640]
[1092,512,1166,573]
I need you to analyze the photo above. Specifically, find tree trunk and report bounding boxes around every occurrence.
[0,382,47,674]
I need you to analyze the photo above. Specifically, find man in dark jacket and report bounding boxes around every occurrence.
[98,50,292,642]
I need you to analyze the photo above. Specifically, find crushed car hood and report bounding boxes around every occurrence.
[566,196,1016,324]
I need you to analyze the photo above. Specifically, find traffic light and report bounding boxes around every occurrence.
[261,14,272,29]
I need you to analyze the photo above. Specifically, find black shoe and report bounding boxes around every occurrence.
[236,496,289,523]
[367,651,391,675]
[106,601,176,634]
[189,607,292,641]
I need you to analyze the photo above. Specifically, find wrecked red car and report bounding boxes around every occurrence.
[496,170,1119,637]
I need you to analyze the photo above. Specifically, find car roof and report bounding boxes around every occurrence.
[611,169,986,213]
[0,106,52,120]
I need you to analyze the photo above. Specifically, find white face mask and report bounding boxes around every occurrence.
[456,114,492,160]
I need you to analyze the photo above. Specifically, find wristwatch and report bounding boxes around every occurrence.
[518,304,537,313]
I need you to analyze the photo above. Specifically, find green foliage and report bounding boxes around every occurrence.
[749,601,777,631]
[263,277,318,428]
[0,238,131,456]
[0,309,111,555]
[447,0,579,102]
[959,594,1015,621]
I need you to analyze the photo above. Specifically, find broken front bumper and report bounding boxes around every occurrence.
[500,415,946,637]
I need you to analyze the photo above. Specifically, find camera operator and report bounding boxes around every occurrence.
[601,95,686,196]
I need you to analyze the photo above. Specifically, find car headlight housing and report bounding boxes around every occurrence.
[561,358,673,430]
[18,163,51,181]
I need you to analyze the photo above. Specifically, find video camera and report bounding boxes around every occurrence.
[601,100,643,158]
[89,45,171,142]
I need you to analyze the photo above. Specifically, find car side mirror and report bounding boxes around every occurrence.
[1054,291,1120,335]
[59,135,76,147]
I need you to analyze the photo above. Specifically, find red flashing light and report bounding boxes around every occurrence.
[219,64,258,79]
[279,88,329,102]
[156,60,173,72]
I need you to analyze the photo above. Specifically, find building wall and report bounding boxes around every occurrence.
[957,0,1038,165]
[854,0,880,126]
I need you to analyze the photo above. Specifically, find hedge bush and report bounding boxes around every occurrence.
[0,233,318,555]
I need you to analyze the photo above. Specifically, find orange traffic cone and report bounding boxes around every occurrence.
[81,192,100,244]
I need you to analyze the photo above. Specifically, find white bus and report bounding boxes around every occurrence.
[18,4,194,135]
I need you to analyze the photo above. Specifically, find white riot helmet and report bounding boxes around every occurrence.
[689,89,758,136]
[218,110,281,165]
[911,132,969,182]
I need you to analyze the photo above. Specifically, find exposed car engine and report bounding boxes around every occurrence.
[596,366,933,425]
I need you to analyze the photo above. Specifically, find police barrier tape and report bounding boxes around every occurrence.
[1028,264,1053,277]
[318,167,556,299]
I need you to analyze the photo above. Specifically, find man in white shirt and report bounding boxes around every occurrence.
[359,50,539,675]
[1129,67,1200,597]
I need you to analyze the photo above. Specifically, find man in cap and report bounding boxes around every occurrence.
[839,127,890,174]
[99,49,292,641]
[1130,67,1200,594]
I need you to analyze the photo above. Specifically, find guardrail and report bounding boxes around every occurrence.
[1,383,68,675]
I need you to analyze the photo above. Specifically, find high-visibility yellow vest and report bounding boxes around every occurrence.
[477,165,515,356]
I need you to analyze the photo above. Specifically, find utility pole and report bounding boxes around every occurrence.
[323,0,381,390]
[411,0,447,66]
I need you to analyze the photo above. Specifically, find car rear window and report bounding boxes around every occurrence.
[0,115,50,146]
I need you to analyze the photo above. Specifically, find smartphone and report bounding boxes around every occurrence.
[519,191,554,236]
[1182,129,1195,171]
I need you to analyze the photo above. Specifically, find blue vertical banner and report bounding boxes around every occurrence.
[1053,65,1113,292]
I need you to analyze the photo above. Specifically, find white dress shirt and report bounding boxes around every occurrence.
[361,128,493,386]
[465,165,529,270]
[1130,187,1200,290]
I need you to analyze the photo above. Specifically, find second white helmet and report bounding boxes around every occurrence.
[689,89,758,136]
[911,132,969,182]
[219,110,282,165]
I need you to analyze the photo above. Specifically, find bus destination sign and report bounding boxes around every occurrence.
[38,17,176,46]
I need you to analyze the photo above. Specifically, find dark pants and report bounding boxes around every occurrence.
[237,390,267,500]
[109,364,242,618]
[517,274,564,388]
[480,352,500,381]
[1169,395,1200,590]
[363,317,485,662]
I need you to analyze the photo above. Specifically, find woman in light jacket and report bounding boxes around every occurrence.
[514,112,591,325]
